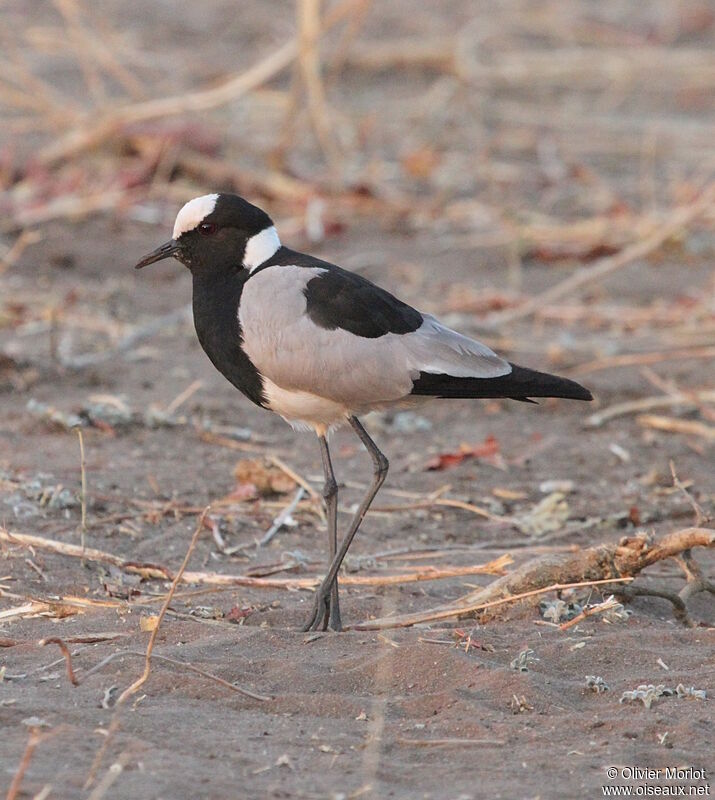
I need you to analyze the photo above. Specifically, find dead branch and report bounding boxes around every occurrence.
[637,414,715,441]
[616,584,690,626]
[570,345,715,377]
[174,151,312,202]
[0,525,508,587]
[36,0,362,167]
[585,390,715,427]
[0,528,172,580]
[352,527,713,630]
[485,183,715,328]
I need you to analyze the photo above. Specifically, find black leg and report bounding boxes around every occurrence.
[303,417,388,632]
[318,434,341,631]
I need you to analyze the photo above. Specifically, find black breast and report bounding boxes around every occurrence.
[191,271,265,407]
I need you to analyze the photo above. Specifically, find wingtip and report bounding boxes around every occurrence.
[576,385,594,402]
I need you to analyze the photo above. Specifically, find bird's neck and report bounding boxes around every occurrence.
[191,270,265,407]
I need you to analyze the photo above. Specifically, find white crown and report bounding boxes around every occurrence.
[173,194,219,239]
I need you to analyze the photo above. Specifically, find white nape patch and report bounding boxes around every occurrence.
[172,194,219,239]
[244,226,281,271]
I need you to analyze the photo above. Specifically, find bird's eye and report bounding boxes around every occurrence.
[198,222,217,236]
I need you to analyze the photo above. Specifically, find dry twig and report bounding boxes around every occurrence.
[115,506,210,706]
[6,729,44,800]
[353,527,713,630]
[571,346,715,377]
[486,183,715,328]
[80,650,271,702]
[637,414,715,441]
[36,0,363,167]
[0,526,509,587]
[585,390,715,427]
[38,636,79,686]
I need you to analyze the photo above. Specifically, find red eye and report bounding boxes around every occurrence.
[198,222,217,236]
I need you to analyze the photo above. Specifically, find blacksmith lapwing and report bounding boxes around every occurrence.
[136,193,592,631]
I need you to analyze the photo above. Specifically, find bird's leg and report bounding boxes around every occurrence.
[304,417,388,632]
[317,434,341,631]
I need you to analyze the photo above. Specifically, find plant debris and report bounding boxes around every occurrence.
[425,435,503,471]
[619,683,706,709]
[510,647,538,672]
[233,458,297,497]
[585,675,609,693]
[539,599,582,623]
[514,492,570,536]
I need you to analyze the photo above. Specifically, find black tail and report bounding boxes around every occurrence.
[410,363,592,403]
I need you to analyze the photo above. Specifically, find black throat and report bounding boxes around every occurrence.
[191,269,265,407]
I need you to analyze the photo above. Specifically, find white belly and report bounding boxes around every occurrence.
[262,378,351,435]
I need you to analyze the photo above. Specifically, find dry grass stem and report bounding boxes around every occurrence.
[36,0,363,167]
[38,636,79,685]
[637,414,715,441]
[670,461,708,527]
[585,391,715,427]
[396,737,506,748]
[83,716,121,791]
[85,749,132,800]
[76,428,88,557]
[486,183,715,327]
[81,649,271,702]
[0,230,43,274]
[6,729,44,800]
[297,0,341,169]
[115,506,211,706]
[571,345,715,377]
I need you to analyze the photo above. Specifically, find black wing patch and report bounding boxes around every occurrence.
[253,245,422,337]
[303,266,423,338]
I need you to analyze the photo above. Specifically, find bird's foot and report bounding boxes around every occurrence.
[303,586,342,632]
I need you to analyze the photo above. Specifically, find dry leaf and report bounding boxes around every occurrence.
[140,614,159,632]
[233,459,296,496]
[401,147,440,178]
[492,487,528,500]
[425,435,501,471]
[514,492,570,536]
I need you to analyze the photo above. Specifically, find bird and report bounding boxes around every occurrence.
[135,192,592,632]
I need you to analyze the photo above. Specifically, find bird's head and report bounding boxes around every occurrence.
[135,193,280,275]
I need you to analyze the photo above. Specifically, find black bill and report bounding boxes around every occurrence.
[135,240,181,269]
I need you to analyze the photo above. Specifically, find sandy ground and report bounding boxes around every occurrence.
[1,1,714,798]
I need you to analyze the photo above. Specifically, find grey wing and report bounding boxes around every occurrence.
[240,266,511,406]
[401,314,510,378]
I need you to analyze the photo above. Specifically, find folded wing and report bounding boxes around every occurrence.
[239,264,591,407]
